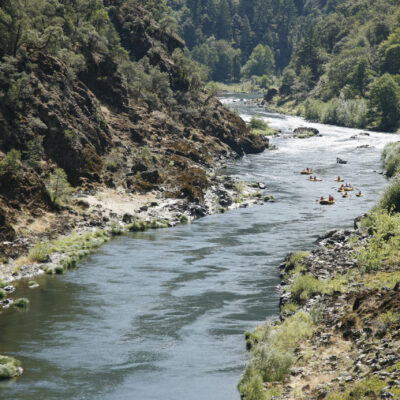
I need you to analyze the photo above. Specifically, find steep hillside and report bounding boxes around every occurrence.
[0,0,268,256]
[274,0,400,131]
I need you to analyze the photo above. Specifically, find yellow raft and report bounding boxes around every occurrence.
[343,187,354,192]
[320,200,335,205]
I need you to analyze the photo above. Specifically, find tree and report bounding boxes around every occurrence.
[370,74,400,130]
[241,44,275,78]
[216,0,232,40]
[45,168,73,206]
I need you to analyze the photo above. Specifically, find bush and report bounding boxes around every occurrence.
[380,177,400,213]
[382,142,400,177]
[28,243,51,263]
[239,311,315,397]
[252,345,293,382]
[0,289,6,299]
[45,168,73,206]
[290,274,322,302]
[0,149,21,176]
[248,117,269,130]
[356,209,400,271]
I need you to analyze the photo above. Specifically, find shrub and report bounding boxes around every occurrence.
[290,274,322,302]
[45,168,73,206]
[356,209,400,271]
[0,149,21,176]
[239,311,315,397]
[237,368,265,400]
[28,243,51,263]
[248,117,269,130]
[252,346,293,383]
[0,289,6,299]
[382,142,400,177]
[379,177,400,213]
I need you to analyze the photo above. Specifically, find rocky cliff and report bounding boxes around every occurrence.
[0,0,268,259]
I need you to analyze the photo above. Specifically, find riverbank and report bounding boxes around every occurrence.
[1,171,272,286]
[239,210,400,399]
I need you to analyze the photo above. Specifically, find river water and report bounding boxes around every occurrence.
[0,94,397,400]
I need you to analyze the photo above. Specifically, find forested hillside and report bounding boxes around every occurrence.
[170,0,400,131]
[0,0,268,255]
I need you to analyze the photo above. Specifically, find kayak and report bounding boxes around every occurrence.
[307,178,322,181]
[320,200,335,205]
[334,179,344,182]
[342,193,349,198]
[301,171,313,175]
[356,194,363,197]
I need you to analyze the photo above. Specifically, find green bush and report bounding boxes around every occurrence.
[0,149,21,176]
[248,117,269,130]
[356,209,400,271]
[45,168,73,206]
[0,289,6,299]
[239,311,315,398]
[382,142,400,177]
[28,243,51,263]
[290,274,322,303]
[380,177,400,213]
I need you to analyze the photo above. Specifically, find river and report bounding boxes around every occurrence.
[0,94,396,400]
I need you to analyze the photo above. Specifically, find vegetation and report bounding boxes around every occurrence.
[382,142,400,177]
[0,355,21,379]
[238,311,315,397]
[14,298,29,308]
[45,169,73,206]
[248,117,277,136]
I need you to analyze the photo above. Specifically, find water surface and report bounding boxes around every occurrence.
[0,94,397,400]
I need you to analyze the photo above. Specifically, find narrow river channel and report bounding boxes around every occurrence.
[0,94,396,400]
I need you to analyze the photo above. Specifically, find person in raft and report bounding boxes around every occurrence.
[320,196,325,201]
[329,195,335,202]
[357,191,363,197]
[337,176,342,181]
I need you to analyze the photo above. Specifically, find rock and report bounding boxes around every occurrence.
[141,170,161,183]
[258,182,267,189]
[122,213,133,223]
[337,157,348,164]
[293,127,320,137]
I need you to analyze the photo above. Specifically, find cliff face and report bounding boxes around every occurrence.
[0,0,268,251]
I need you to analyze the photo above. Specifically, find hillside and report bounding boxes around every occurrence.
[170,0,400,131]
[0,0,268,257]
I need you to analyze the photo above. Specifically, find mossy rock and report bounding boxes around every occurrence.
[14,298,29,308]
[0,355,22,380]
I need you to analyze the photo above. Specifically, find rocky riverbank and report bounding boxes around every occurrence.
[0,172,273,284]
[240,212,400,400]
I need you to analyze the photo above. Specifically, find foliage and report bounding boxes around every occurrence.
[380,177,400,213]
[241,44,275,79]
[0,355,21,379]
[382,142,400,177]
[239,311,315,398]
[290,274,322,303]
[45,169,73,206]
[356,209,400,271]
[0,149,21,176]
